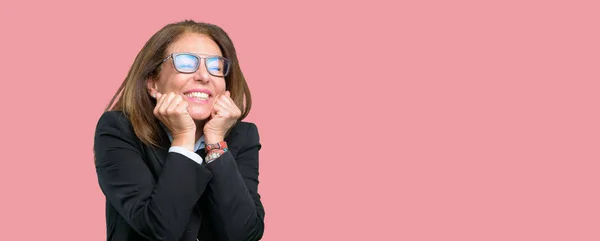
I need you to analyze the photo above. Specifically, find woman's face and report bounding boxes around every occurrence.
[148,33,227,121]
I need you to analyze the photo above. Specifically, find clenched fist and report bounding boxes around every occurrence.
[153,92,196,149]
[203,91,241,143]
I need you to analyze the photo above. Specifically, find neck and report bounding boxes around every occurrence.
[194,120,206,141]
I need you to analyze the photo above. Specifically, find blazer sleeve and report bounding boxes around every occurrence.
[203,123,266,241]
[94,111,213,241]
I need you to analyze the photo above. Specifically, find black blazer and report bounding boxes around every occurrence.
[94,111,265,241]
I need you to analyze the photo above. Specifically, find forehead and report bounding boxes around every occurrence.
[168,33,223,56]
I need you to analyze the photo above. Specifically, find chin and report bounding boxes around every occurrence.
[189,111,210,121]
[188,105,211,120]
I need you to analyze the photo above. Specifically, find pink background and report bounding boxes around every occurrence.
[1,0,599,240]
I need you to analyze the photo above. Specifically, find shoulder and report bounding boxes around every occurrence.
[226,121,261,153]
[94,110,136,140]
[232,121,259,134]
[95,110,132,131]
[230,121,259,140]
[96,110,129,126]
[94,111,145,158]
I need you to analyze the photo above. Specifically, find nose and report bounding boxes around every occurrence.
[193,59,211,83]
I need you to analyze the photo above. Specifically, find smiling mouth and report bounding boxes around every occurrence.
[184,92,209,101]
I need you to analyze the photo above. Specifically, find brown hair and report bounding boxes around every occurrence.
[105,20,252,147]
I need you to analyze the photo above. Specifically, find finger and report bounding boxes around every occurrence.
[220,93,234,104]
[210,93,221,114]
[214,101,234,117]
[176,99,189,114]
[166,92,176,104]
[166,95,183,115]
[213,93,231,109]
[154,92,167,115]
[211,100,221,117]
[156,93,168,114]
[209,106,218,119]
[159,93,177,114]
[218,94,239,115]
[225,90,230,98]
[169,96,188,116]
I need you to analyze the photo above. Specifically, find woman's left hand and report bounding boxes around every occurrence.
[204,91,241,143]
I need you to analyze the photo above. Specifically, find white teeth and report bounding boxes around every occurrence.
[185,92,209,100]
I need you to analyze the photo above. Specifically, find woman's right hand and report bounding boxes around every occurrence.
[153,92,196,150]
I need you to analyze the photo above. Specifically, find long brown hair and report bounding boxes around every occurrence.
[105,20,252,147]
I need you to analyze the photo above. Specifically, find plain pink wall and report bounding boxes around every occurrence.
[1,0,599,240]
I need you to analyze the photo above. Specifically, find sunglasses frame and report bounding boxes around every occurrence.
[160,52,231,77]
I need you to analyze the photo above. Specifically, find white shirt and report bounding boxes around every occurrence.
[163,125,206,165]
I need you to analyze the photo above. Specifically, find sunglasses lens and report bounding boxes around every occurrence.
[173,54,199,73]
[206,57,230,77]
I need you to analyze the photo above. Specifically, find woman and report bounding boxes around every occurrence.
[94,20,265,241]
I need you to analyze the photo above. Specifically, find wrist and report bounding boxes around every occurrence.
[205,141,228,152]
[172,133,196,152]
[204,134,224,144]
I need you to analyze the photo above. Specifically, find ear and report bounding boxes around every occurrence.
[146,78,158,98]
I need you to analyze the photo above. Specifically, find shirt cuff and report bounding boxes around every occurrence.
[169,146,203,165]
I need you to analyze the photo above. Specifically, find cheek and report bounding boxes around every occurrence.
[161,76,186,91]
[215,78,227,93]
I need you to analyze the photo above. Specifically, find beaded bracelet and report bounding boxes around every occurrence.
[205,149,225,163]
[205,141,228,152]
[205,141,229,164]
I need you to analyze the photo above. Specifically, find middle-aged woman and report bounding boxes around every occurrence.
[93,20,265,241]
